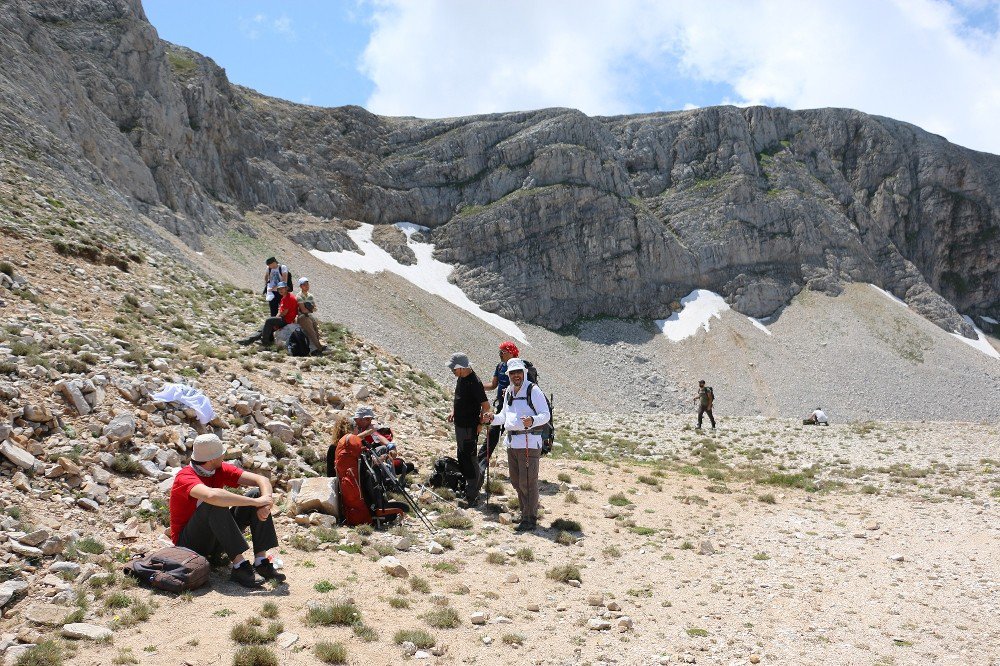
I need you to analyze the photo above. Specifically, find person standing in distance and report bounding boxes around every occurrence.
[694,379,716,429]
[263,257,289,318]
[491,358,550,532]
[446,353,491,507]
[482,341,519,467]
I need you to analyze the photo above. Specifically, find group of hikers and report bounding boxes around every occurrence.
[238,256,326,356]
[165,256,837,588]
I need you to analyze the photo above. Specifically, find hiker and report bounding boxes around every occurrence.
[168,434,285,588]
[804,407,830,426]
[482,341,518,467]
[446,353,491,507]
[263,257,290,318]
[238,282,298,347]
[375,425,416,484]
[491,358,550,532]
[694,379,716,429]
[296,277,326,356]
[333,406,392,525]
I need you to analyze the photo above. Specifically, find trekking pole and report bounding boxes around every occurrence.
[415,484,460,508]
[397,482,436,534]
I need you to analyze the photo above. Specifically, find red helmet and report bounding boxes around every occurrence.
[499,341,519,357]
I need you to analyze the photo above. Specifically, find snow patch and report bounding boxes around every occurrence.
[950,316,1000,359]
[656,290,730,341]
[869,284,908,308]
[310,223,527,343]
[749,317,773,336]
[982,315,998,325]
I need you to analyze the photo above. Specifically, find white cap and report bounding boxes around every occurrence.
[192,434,225,462]
[506,358,527,375]
[298,277,309,286]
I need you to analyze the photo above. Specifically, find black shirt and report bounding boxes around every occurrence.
[453,372,488,428]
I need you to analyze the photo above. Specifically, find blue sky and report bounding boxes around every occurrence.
[144,0,1000,154]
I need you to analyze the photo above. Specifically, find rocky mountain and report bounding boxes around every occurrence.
[1,0,997,337]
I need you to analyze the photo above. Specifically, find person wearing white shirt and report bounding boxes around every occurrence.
[804,407,829,426]
[489,358,550,532]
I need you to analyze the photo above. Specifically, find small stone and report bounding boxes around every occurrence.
[19,529,50,547]
[57,457,82,477]
[698,540,715,555]
[77,498,100,512]
[378,556,408,578]
[264,420,295,444]
[567,579,582,588]
[1,440,38,470]
[431,644,447,656]
[10,542,43,558]
[103,413,136,443]
[588,618,612,631]
[428,541,445,555]
[354,385,369,400]
[505,573,519,584]
[890,554,905,562]
[414,650,431,659]
[482,636,492,645]
[470,611,488,625]
[401,640,417,656]
[606,601,621,612]
[866,522,880,531]
[749,655,761,664]
[276,632,298,649]
[526,603,540,612]
[617,616,633,632]
[396,537,413,552]
[62,623,112,640]
[587,593,604,606]
[0,580,29,608]
[25,603,69,627]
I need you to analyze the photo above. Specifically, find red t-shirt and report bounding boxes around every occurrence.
[279,293,298,324]
[168,463,245,543]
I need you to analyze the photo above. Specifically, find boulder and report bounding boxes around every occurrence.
[103,413,136,443]
[378,556,408,578]
[1,440,37,470]
[0,580,28,608]
[56,380,91,416]
[25,603,69,627]
[294,477,340,517]
[62,623,113,640]
[264,420,295,444]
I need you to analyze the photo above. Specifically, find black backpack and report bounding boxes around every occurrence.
[505,380,555,455]
[523,360,539,384]
[429,456,466,493]
[287,328,309,357]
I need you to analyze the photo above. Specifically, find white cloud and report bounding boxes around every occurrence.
[238,13,296,42]
[273,15,295,38]
[360,0,1000,153]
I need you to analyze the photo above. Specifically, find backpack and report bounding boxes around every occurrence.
[505,380,555,455]
[123,546,210,593]
[287,328,309,356]
[523,360,539,384]
[283,266,293,292]
[429,456,466,493]
[706,387,715,404]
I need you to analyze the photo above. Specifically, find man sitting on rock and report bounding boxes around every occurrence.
[296,277,326,356]
[803,407,830,426]
[169,434,285,588]
[238,282,298,348]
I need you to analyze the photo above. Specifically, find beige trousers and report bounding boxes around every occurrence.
[296,313,322,351]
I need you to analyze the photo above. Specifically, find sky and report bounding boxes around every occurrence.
[143,0,1000,155]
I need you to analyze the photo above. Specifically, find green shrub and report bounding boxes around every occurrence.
[15,640,64,666]
[393,629,435,648]
[436,512,473,530]
[231,646,278,666]
[410,576,430,593]
[546,564,581,583]
[260,602,279,619]
[305,602,361,627]
[111,453,142,475]
[314,641,347,664]
[75,537,105,554]
[550,518,581,532]
[608,493,632,506]
[352,623,378,642]
[486,552,507,565]
[230,619,282,644]
[424,607,460,629]
[515,547,534,562]
[388,597,409,609]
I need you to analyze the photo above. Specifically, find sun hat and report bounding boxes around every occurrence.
[192,434,226,462]
[276,281,287,288]
[298,277,309,285]
[506,358,527,375]
[353,406,376,420]
[446,353,471,370]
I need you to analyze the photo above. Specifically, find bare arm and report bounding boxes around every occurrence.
[189,483,270,508]
[484,376,498,391]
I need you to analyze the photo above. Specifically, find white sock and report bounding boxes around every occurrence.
[254,556,266,566]
[232,560,246,569]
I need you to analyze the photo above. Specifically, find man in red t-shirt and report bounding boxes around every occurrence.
[169,433,284,588]
[238,282,299,348]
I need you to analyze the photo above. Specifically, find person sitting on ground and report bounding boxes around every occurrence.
[804,407,830,426]
[263,257,290,318]
[374,425,416,484]
[295,277,326,356]
[168,434,285,588]
[239,282,298,347]
[333,406,391,526]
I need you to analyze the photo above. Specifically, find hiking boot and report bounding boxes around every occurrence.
[237,333,261,346]
[254,559,286,583]
[514,519,536,532]
[230,562,264,588]
[464,495,479,508]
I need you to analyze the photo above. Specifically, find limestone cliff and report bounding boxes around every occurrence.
[1,0,996,334]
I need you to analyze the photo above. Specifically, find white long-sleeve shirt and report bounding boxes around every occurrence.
[491,381,551,450]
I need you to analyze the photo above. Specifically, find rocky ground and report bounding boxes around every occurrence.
[2,129,999,666]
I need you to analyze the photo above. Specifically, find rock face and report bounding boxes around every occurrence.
[293,477,340,517]
[0,0,995,333]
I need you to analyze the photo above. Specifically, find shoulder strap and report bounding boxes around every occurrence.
[505,382,537,414]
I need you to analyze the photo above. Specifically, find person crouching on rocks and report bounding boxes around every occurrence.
[168,434,285,588]
[489,358,550,533]
[804,407,830,426]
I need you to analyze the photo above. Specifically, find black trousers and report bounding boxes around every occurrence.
[454,425,480,501]
[176,500,279,561]
[261,317,285,345]
[268,295,280,317]
[698,406,716,428]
